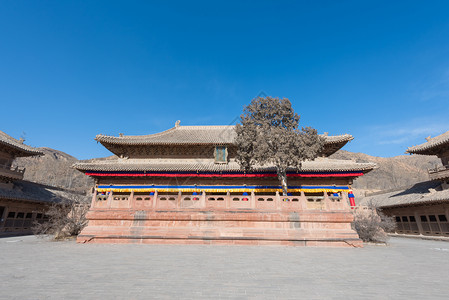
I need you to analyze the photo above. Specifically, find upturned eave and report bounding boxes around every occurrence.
[94,125,354,157]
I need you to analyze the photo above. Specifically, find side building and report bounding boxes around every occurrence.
[363,131,449,237]
[74,123,376,246]
[0,131,72,236]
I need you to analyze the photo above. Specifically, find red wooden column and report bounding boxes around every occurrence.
[348,191,356,209]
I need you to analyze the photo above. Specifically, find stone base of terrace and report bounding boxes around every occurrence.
[77,191,362,247]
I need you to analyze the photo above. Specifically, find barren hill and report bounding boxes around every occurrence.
[11,147,442,195]
[330,150,441,193]
[12,147,93,192]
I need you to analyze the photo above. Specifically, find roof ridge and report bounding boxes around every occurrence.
[178,125,234,130]
[96,126,179,140]
[96,125,352,138]
[96,125,235,140]
[321,133,353,137]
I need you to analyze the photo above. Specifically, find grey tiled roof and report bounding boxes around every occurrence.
[406,131,449,155]
[95,125,353,146]
[361,181,449,208]
[0,180,75,204]
[96,126,236,145]
[322,134,354,144]
[74,157,376,173]
[0,131,43,156]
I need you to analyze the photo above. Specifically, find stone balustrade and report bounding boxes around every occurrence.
[428,165,449,180]
[0,164,25,180]
[91,189,351,211]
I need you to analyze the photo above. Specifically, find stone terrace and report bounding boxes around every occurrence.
[1,236,449,299]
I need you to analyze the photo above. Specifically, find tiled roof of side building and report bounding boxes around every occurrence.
[406,131,449,155]
[95,125,354,146]
[0,130,43,157]
[0,180,79,204]
[360,180,449,208]
[74,157,376,173]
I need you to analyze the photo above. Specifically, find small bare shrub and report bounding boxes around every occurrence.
[353,202,396,243]
[33,193,90,240]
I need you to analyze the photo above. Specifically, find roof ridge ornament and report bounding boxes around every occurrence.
[175,120,181,128]
[425,135,431,142]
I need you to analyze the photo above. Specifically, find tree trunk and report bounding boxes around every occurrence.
[276,167,288,196]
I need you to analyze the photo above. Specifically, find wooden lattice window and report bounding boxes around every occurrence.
[214,146,227,163]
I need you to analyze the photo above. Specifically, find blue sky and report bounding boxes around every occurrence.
[1,1,449,159]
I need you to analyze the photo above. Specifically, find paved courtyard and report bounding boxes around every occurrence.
[1,236,448,299]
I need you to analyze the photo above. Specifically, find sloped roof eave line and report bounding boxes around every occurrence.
[377,198,449,209]
[0,131,43,156]
[406,131,449,154]
[94,126,354,146]
[72,161,376,174]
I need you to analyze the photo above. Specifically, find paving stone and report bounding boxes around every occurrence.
[1,236,449,299]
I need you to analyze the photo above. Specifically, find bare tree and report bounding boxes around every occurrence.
[235,96,325,195]
[352,202,396,243]
[33,193,90,240]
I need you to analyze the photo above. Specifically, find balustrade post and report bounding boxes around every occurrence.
[300,191,307,210]
[275,191,281,210]
[251,191,256,209]
[91,189,97,209]
[177,191,182,209]
[129,190,134,209]
[201,191,206,208]
[341,192,350,210]
[152,190,158,209]
[106,190,113,208]
[323,192,331,211]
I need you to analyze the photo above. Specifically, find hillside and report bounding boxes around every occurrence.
[330,150,442,194]
[11,147,442,195]
[12,147,93,193]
